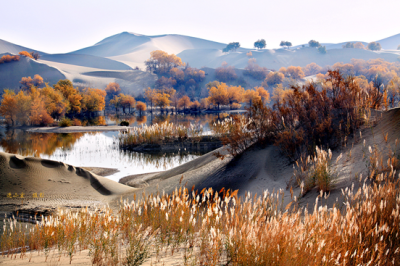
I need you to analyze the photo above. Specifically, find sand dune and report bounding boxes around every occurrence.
[376,33,400,50]
[0,54,65,92]
[0,152,135,211]
[179,46,400,69]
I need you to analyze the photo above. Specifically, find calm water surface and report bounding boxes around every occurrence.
[0,114,230,182]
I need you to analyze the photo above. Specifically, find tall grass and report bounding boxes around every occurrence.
[119,121,204,146]
[2,155,400,265]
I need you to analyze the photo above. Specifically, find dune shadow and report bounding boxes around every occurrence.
[76,167,112,195]
[9,155,27,169]
[41,159,64,168]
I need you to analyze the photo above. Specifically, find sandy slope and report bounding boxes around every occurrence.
[178,46,400,69]
[0,152,135,212]
[0,55,65,91]
[121,108,400,211]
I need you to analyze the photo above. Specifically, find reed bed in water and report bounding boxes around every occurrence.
[2,146,400,265]
[118,121,204,146]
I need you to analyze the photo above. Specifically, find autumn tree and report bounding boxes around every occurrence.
[119,94,136,113]
[19,51,34,59]
[255,86,270,104]
[386,76,400,107]
[29,88,54,126]
[0,55,19,64]
[227,85,244,109]
[308,40,321,48]
[105,82,121,102]
[367,42,382,51]
[178,95,191,111]
[0,90,18,126]
[81,88,106,112]
[354,42,365,49]
[271,84,293,102]
[41,85,68,119]
[207,82,229,110]
[286,66,305,79]
[222,42,240,53]
[254,39,266,50]
[110,94,121,112]
[54,80,82,114]
[144,87,157,111]
[33,74,44,87]
[155,92,171,112]
[145,50,184,74]
[190,100,201,111]
[303,63,323,76]
[244,58,268,80]
[215,62,237,82]
[136,101,146,116]
[243,89,261,107]
[280,41,292,49]
[262,72,284,86]
[20,76,33,90]
[15,90,31,125]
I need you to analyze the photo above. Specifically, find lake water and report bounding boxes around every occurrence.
[0,113,230,182]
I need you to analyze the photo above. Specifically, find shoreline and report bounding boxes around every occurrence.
[25,125,129,133]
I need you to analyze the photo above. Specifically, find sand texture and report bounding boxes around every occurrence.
[0,152,135,212]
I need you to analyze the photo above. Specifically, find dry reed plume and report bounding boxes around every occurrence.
[2,142,400,265]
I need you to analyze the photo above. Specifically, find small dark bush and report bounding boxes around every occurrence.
[59,118,72,127]
[120,121,129,126]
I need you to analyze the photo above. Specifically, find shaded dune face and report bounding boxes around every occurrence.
[0,152,133,203]
[9,155,27,169]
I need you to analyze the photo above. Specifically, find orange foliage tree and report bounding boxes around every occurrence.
[178,95,191,111]
[303,63,323,76]
[20,76,33,90]
[207,82,229,110]
[29,88,54,126]
[145,50,184,74]
[136,101,147,116]
[0,54,20,64]
[105,82,121,102]
[227,85,244,109]
[19,51,34,59]
[0,90,18,126]
[81,88,106,112]
[215,62,237,82]
[285,66,305,79]
[41,85,68,119]
[262,72,284,86]
[53,80,82,114]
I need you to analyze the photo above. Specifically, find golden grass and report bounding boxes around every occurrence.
[118,121,204,146]
[2,157,400,265]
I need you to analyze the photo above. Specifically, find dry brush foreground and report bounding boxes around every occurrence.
[1,145,400,266]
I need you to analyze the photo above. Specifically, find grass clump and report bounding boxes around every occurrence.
[294,146,340,194]
[119,121,203,146]
[58,117,72,127]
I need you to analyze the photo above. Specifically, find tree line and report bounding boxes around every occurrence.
[0,79,106,126]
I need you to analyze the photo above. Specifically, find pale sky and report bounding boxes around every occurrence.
[2,0,399,53]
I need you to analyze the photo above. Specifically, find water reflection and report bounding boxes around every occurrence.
[0,130,87,157]
[0,113,232,182]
